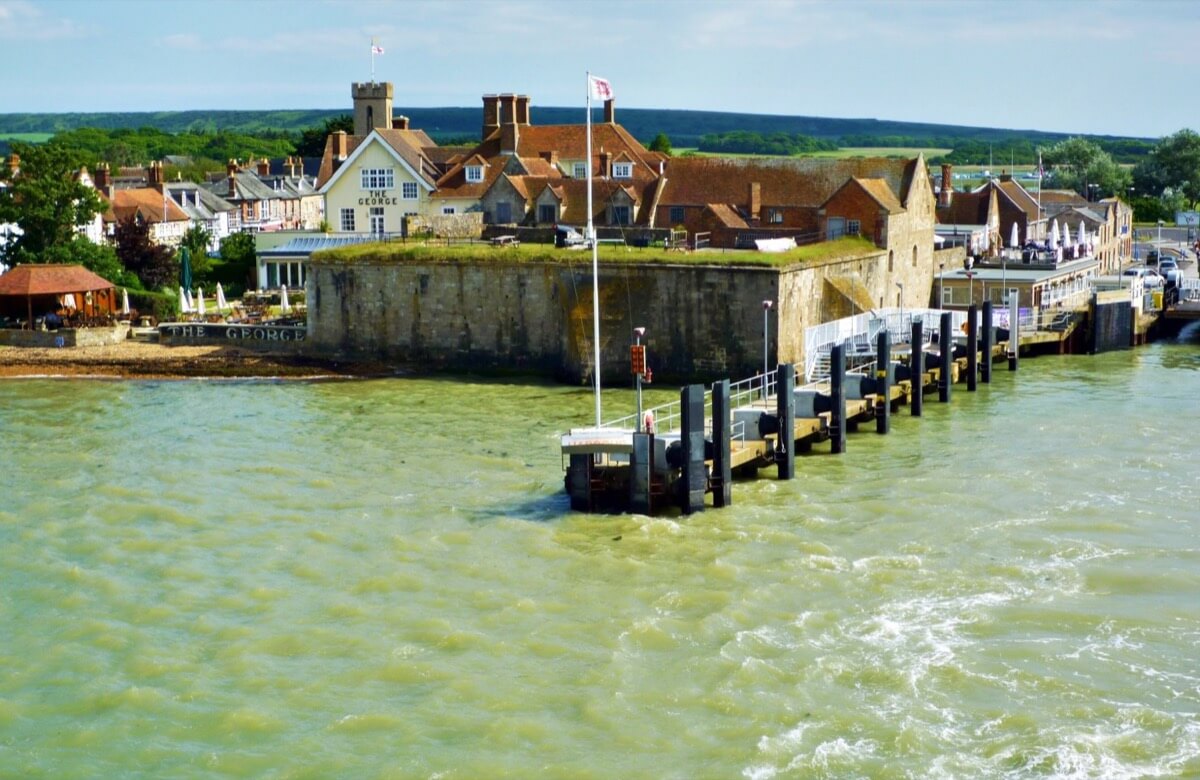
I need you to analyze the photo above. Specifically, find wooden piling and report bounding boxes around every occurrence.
[876,330,891,434]
[831,342,847,454]
[680,384,706,514]
[711,379,732,507]
[911,319,923,417]
[981,301,993,384]
[967,304,978,392]
[939,312,953,403]
[775,364,795,479]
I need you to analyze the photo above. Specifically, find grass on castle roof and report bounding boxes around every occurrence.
[311,236,879,269]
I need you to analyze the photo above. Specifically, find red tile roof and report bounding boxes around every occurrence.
[853,178,904,214]
[0,264,115,296]
[103,187,190,224]
[316,128,440,189]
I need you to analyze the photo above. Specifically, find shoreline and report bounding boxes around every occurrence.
[0,341,398,380]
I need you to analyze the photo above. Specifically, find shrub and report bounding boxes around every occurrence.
[126,288,179,322]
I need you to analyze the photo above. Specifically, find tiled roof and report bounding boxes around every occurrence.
[163,182,236,220]
[853,178,904,214]
[258,235,374,257]
[936,191,991,225]
[1039,189,1087,206]
[0,264,115,296]
[103,187,190,224]
[992,179,1041,221]
[315,128,440,190]
[205,170,277,203]
[706,203,750,228]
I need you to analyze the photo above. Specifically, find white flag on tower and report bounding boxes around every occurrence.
[589,75,613,101]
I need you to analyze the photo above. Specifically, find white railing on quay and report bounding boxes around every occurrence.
[804,308,963,382]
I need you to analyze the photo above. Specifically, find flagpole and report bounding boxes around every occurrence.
[370,38,376,82]
[586,71,601,428]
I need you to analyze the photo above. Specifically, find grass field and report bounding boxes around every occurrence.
[0,132,53,143]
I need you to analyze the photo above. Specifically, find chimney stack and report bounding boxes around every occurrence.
[516,95,531,125]
[392,115,410,130]
[257,158,270,177]
[481,94,500,140]
[227,159,238,196]
[939,163,953,207]
[749,182,761,222]
[603,98,615,124]
[332,131,348,160]
[95,162,110,190]
[147,160,163,186]
[499,95,520,154]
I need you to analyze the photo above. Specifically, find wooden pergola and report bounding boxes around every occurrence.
[0,264,117,328]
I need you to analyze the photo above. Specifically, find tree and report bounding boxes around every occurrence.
[1132,129,1200,206]
[295,114,353,158]
[1042,137,1130,200]
[114,216,177,290]
[0,141,106,264]
[648,132,673,155]
[180,224,213,279]
[215,232,256,294]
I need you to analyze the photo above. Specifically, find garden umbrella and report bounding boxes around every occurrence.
[1050,220,1060,249]
[185,288,194,312]
[121,288,129,316]
[196,288,206,316]
[1077,222,1087,249]
[179,286,190,313]
[215,283,228,313]
[1010,222,1019,249]
[280,285,290,314]
[179,247,193,293]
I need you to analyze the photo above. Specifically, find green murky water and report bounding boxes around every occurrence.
[2,341,1199,778]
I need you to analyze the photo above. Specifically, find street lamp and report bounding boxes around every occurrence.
[895,282,904,335]
[1158,219,1164,247]
[762,300,773,399]
[938,263,945,309]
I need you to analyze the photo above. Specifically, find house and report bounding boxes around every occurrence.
[316,82,442,235]
[204,160,284,232]
[973,174,1047,245]
[258,156,323,230]
[431,93,667,226]
[162,181,238,251]
[99,162,190,246]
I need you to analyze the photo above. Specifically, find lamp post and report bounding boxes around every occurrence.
[1158,219,1164,247]
[895,282,904,335]
[762,300,773,399]
[938,262,945,309]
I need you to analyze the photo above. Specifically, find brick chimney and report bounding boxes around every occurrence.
[226,159,238,196]
[603,98,615,124]
[392,115,410,130]
[332,131,348,160]
[599,150,611,178]
[257,158,270,176]
[748,182,761,223]
[481,94,500,140]
[6,153,19,176]
[540,150,559,166]
[499,94,520,154]
[516,95,531,125]
[499,93,518,125]
[94,162,110,190]
[147,160,162,186]
[939,163,953,207]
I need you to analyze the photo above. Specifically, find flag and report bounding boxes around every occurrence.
[589,75,613,101]
[371,44,385,55]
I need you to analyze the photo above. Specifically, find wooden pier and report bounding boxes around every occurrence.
[561,305,1016,514]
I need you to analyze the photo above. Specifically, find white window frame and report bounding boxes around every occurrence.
[465,166,483,183]
[442,206,456,215]
[369,206,385,235]
[612,162,632,179]
[402,181,419,200]
[340,207,355,232]
[360,168,395,190]
[573,162,587,179]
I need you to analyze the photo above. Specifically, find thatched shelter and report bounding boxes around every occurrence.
[0,264,117,327]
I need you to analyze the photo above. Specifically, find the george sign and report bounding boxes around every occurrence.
[159,323,306,343]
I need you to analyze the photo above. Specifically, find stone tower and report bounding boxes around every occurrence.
[352,82,393,136]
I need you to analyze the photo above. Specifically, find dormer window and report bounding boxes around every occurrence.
[465,165,483,183]
[613,162,632,179]
[573,162,587,179]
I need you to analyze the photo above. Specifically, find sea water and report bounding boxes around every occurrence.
[1,341,1198,778]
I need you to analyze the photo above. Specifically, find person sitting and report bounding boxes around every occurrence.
[43,311,63,330]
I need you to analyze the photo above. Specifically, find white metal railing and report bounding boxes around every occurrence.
[1180,278,1200,302]
[804,308,964,382]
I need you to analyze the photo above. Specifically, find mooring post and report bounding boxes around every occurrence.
[567,454,592,512]
[939,311,953,403]
[775,363,795,479]
[629,432,652,515]
[967,303,978,392]
[876,329,891,434]
[1007,294,1019,371]
[711,379,732,507]
[830,342,847,454]
[981,301,993,384]
[680,384,706,514]
[910,319,924,417]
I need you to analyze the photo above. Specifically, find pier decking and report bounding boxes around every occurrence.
[561,305,1017,514]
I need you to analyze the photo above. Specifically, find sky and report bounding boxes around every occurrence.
[1,0,1197,139]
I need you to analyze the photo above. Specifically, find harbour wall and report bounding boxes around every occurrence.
[306,248,944,381]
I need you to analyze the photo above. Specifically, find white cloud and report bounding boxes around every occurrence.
[0,0,86,40]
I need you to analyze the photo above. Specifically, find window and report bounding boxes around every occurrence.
[612,205,631,225]
[612,162,632,179]
[669,206,685,224]
[442,206,456,215]
[912,245,918,267]
[369,206,384,235]
[360,168,395,190]
[847,219,861,236]
[402,182,418,200]
[767,208,783,224]
[538,204,557,224]
[465,166,483,183]
[888,250,894,272]
[942,285,971,306]
[340,207,355,232]
[573,162,587,179]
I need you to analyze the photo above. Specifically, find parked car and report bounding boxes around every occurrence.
[1146,249,1160,266]
[1122,266,1165,287]
[1157,257,1183,285]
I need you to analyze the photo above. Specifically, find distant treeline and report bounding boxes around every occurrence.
[698,131,837,155]
[837,134,1155,165]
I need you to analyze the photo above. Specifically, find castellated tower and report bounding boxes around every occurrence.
[352,82,393,136]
